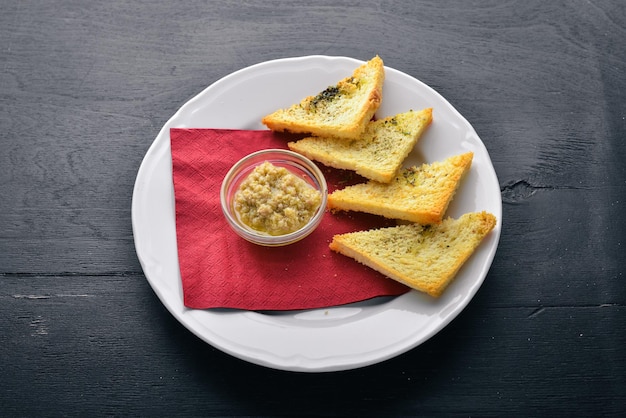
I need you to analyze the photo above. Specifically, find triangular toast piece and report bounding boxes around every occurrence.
[329,211,497,297]
[288,108,433,183]
[327,152,473,224]
[262,56,385,140]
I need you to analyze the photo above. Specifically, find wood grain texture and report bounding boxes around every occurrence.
[0,274,623,416]
[1,0,625,416]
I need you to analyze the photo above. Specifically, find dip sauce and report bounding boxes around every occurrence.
[233,161,322,236]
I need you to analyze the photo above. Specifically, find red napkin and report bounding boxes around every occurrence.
[170,128,409,311]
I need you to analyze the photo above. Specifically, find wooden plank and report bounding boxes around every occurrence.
[0,274,623,416]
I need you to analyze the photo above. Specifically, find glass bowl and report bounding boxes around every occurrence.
[220,149,328,246]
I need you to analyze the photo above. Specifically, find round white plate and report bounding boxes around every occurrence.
[131,56,502,372]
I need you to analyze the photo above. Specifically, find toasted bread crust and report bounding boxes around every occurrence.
[327,152,473,224]
[261,56,385,139]
[329,212,496,297]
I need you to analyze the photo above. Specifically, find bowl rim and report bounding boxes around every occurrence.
[220,148,328,246]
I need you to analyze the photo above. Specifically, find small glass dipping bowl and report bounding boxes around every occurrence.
[220,149,328,246]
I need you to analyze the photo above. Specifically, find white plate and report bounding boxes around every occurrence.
[131,56,502,372]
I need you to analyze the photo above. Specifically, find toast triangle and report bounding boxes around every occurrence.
[327,152,473,224]
[262,56,385,140]
[288,108,433,183]
[329,211,497,297]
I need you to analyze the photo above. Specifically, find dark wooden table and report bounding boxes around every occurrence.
[2,1,624,416]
